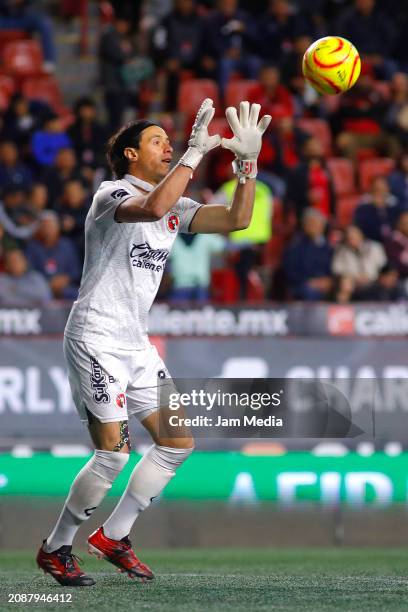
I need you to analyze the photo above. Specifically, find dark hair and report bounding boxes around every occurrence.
[106,120,160,178]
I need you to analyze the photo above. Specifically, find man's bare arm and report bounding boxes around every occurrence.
[115,164,193,223]
[189,179,256,233]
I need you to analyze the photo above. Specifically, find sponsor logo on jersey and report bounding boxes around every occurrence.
[167,212,179,233]
[111,189,131,199]
[116,393,126,408]
[89,356,110,403]
[130,242,169,273]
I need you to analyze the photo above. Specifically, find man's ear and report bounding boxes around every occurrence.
[124,147,138,162]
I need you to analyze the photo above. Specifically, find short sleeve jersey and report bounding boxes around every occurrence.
[64,174,201,349]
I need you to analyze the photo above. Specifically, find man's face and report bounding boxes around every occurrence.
[130,126,173,184]
[303,215,325,239]
[398,212,408,236]
[5,250,27,277]
[0,142,18,166]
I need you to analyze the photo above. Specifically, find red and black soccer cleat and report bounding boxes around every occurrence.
[36,541,95,586]
[87,526,154,581]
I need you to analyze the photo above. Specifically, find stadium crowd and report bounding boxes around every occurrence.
[1,0,408,304]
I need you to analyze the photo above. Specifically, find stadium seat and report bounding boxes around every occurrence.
[3,40,44,78]
[0,75,15,111]
[225,80,257,108]
[327,158,356,196]
[298,118,332,156]
[22,76,62,108]
[262,235,287,267]
[337,194,361,228]
[0,30,27,55]
[358,157,395,192]
[177,79,219,115]
[211,268,239,304]
[207,117,232,138]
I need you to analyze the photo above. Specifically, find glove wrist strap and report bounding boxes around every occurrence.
[232,159,258,183]
[179,147,203,171]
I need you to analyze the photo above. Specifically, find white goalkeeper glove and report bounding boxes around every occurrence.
[221,101,272,183]
[179,98,221,171]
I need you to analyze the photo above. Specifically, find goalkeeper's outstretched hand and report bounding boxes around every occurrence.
[179,98,221,171]
[221,101,272,182]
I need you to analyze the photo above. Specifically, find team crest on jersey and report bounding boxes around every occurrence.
[116,393,126,408]
[167,211,179,233]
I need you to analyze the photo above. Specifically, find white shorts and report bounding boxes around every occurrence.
[63,336,171,424]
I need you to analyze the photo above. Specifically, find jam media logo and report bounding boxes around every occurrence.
[130,242,169,273]
[327,305,355,336]
[167,211,179,233]
[89,356,110,403]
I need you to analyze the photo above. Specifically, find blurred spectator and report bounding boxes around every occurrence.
[56,179,90,260]
[25,210,80,299]
[68,98,108,169]
[258,113,309,192]
[0,222,17,270]
[332,225,399,301]
[152,0,205,111]
[385,72,408,149]
[0,0,56,70]
[99,14,136,130]
[280,34,320,114]
[41,147,85,205]
[385,210,408,293]
[0,248,51,305]
[0,184,38,240]
[354,175,403,242]
[286,137,336,223]
[336,0,398,80]
[0,140,32,190]
[169,232,226,302]
[248,65,295,119]
[1,94,42,149]
[333,74,400,160]
[257,0,314,64]
[283,208,333,300]
[28,182,49,213]
[201,0,261,97]
[213,175,273,298]
[388,152,408,207]
[31,113,71,167]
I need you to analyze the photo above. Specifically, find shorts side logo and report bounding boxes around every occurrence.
[89,356,110,403]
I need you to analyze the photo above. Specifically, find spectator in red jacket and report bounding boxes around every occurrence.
[333,74,400,161]
[248,65,295,119]
[286,136,336,223]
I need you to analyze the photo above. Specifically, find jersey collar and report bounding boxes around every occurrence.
[123,174,154,192]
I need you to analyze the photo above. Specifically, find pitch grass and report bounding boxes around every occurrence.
[0,549,407,612]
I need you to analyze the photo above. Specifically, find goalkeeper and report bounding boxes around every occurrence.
[36,99,271,586]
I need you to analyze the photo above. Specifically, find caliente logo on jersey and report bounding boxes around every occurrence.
[130,242,169,273]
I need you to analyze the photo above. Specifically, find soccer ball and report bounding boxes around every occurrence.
[302,36,361,95]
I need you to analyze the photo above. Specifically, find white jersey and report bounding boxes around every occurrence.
[64,174,202,349]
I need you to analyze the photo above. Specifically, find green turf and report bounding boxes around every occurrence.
[0,549,407,611]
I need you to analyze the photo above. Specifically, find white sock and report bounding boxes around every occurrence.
[103,444,193,541]
[44,450,129,552]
